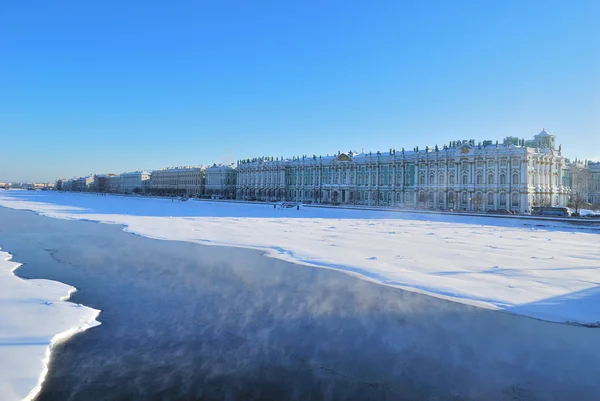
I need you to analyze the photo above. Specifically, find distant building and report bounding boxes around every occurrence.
[237,130,570,213]
[93,174,118,193]
[150,166,205,196]
[204,164,236,199]
[589,162,600,205]
[72,175,95,192]
[108,175,121,193]
[120,171,151,194]
[564,159,600,205]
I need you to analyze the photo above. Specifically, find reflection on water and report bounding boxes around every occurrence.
[1,207,599,401]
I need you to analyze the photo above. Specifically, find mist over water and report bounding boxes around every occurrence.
[1,207,599,401]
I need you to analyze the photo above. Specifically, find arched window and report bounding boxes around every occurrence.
[357,174,362,186]
[396,192,402,201]
[511,192,519,206]
[449,173,455,184]
[499,192,506,206]
[488,174,494,185]
[429,174,435,185]
[396,174,401,185]
[405,192,411,202]
[475,192,483,205]
[388,174,392,186]
[487,192,494,205]
[476,174,483,185]
[448,192,455,204]
[419,174,425,185]
[462,175,468,185]
[419,192,426,203]
[512,174,519,185]
[500,174,506,185]
[428,192,434,204]
[405,174,411,186]
[439,175,445,185]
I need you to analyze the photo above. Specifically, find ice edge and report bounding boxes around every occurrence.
[2,249,102,401]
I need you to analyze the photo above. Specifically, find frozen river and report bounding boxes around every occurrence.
[2,206,600,401]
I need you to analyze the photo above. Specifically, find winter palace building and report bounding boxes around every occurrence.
[236,130,570,213]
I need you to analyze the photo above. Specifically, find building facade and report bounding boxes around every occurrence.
[204,164,237,198]
[564,160,600,205]
[93,174,119,193]
[150,166,205,196]
[71,175,95,192]
[120,171,151,194]
[108,175,121,193]
[236,131,570,213]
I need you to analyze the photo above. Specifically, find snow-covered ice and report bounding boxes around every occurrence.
[1,190,599,329]
[0,247,100,401]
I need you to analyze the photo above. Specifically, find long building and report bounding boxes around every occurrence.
[149,166,205,196]
[236,130,570,213]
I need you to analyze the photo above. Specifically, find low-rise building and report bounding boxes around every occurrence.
[72,175,95,192]
[150,166,205,196]
[204,164,236,198]
[93,174,118,193]
[108,175,121,193]
[588,162,600,205]
[120,171,151,194]
[565,160,600,205]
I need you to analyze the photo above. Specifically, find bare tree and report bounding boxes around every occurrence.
[569,191,587,215]
[532,194,551,208]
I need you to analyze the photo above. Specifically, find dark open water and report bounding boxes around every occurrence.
[1,207,599,401]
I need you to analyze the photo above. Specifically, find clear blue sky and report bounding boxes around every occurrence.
[1,0,598,182]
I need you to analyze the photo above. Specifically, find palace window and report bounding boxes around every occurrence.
[511,192,519,207]
[476,175,483,185]
[500,174,506,185]
[499,192,506,206]
[512,174,519,185]
[448,173,455,184]
[488,174,494,185]
[439,175,445,185]
[462,175,468,185]
[405,174,411,186]
[487,192,494,205]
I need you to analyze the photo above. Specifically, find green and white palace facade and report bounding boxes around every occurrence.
[236,130,570,213]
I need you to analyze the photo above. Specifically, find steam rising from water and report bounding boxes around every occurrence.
[1,207,599,401]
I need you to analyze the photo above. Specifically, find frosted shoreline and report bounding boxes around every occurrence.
[0,247,100,401]
[0,190,598,328]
